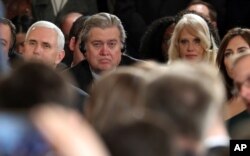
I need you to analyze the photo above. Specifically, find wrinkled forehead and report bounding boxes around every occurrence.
[29,26,57,35]
[26,26,58,42]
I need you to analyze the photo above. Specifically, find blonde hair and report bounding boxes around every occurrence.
[168,13,217,64]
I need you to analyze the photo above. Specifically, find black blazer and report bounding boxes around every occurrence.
[69,54,139,93]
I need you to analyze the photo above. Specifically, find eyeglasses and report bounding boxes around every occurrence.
[233,77,250,95]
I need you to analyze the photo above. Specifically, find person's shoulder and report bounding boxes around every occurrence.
[120,54,141,65]
[67,60,91,76]
[228,110,250,123]
[227,110,250,133]
[69,60,89,71]
[71,85,89,97]
[206,146,229,156]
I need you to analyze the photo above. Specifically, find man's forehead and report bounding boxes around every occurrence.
[0,23,11,32]
[27,27,57,40]
[30,26,55,33]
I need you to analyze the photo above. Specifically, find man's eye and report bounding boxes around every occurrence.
[43,44,51,49]
[0,41,6,47]
[93,42,102,47]
[108,41,117,48]
[28,41,36,46]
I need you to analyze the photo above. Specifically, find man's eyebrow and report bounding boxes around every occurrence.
[0,38,7,44]
[27,39,37,42]
[41,42,52,48]
[91,40,102,43]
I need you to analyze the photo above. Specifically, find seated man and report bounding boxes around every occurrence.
[23,20,88,112]
[69,12,138,93]
[0,62,108,156]
[228,51,250,135]
[0,17,22,66]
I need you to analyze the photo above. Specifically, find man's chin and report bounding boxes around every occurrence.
[93,66,114,74]
[100,65,114,71]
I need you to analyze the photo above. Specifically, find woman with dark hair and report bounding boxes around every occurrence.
[216,27,250,119]
[139,16,176,62]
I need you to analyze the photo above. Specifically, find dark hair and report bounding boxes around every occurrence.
[0,61,75,110]
[11,14,34,33]
[139,16,176,62]
[187,0,217,22]
[216,27,250,99]
[68,15,90,42]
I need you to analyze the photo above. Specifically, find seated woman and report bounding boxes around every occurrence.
[167,12,218,65]
[216,27,250,120]
[139,16,176,63]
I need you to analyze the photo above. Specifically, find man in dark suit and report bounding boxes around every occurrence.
[23,20,88,113]
[228,51,250,135]
[31,0,98,25]
[0,17,23,67]
[69,12,138,93]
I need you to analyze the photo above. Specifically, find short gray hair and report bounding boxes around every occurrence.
[79,12,126,49]
[26,21,65,51]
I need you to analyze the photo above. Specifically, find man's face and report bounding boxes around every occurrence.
[23,27,65,67]
[188,4,210,22]
[16,32,26,54]
[234,55,250,112]
[0,23,12,56]
[84,26,122,74]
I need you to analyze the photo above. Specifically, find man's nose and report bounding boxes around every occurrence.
[99,44,109,55]
[33,44,42,55]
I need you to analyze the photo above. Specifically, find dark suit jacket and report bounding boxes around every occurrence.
[227,110,250,136]
[68,54,139,93]
[71,85,89,114]
[31,0,98,25]
[114,0,191,58]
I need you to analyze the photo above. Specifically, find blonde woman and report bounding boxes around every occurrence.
[168,13,218,65]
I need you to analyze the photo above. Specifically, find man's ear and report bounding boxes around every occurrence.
[55,50,65,65]
[69,37,76,52]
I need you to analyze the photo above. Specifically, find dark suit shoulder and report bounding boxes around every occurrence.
[68,60,93,93]
[120,54,140,66]
[227,110,250,134]
[71,85,89,114]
